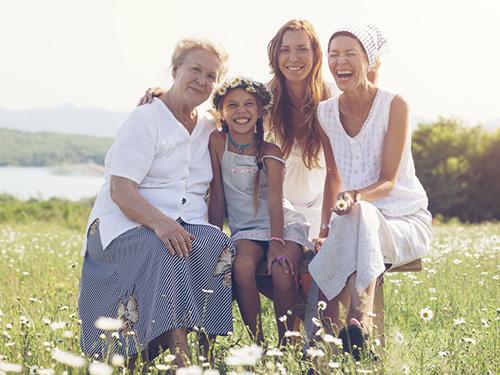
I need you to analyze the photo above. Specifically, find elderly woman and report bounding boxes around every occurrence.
[78,38,234,367]
[309,25,432,359]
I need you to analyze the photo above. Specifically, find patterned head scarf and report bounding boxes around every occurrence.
[329,24,388,69]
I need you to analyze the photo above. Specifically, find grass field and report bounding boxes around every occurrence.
[0,222,498,374]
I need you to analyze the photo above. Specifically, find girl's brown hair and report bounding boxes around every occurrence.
[267,19,331,169]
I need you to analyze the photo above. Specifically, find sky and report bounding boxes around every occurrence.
[1,0,500,124]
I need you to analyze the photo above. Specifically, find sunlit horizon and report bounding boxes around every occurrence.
[1,0,499,125]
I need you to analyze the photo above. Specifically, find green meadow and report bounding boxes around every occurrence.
[0,220,498,374]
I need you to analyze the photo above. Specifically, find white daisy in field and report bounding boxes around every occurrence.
[452,259,462,265]
[94,317,123,331]
[201,289,214,294]
[438,350,449,358]
[50,321,66,330]
[0,361,22,373]
[453,318,466,326]
[317,300,327,311]
[37,369,55,375]
[265,348,283,357]
[164,354,176,362]
[419,307,433,321]
[283,330,301,338]
[226,344,263,366]
[278,315,287,322]
[176,365,203,375]
[328,361,341,369]
[481,318,489,328]
[306,347,325,358]
[88,362,113,375]
[154,364,170,371]
[63,330,74,338]
[20,315,29,325]
[311,317,321,327]
[111,354,125,367]
[203,370,220,375]
[42,318,51,325]
[428,287,436,293]
[323,334,343,346]
[51,348,85,368]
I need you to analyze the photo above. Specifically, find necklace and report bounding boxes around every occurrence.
[228,133,255,154]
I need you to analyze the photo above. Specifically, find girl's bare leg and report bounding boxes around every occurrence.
[233,239,266,343]
[270,241,302,345]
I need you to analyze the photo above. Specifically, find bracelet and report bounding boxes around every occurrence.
[270,236,286,246]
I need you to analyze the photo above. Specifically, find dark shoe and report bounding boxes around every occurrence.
[338,324,367,361]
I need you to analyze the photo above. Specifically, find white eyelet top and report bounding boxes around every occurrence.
[317,89,428,217]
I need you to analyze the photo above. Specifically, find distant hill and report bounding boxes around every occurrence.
[0,128,112,167]
[1,104,499,138]
[0,104,127,138]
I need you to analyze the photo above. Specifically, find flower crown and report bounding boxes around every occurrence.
[212,76,273,112]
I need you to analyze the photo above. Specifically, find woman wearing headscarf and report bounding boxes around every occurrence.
[309,24,432,359]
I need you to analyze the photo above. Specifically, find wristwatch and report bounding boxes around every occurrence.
[320,223,329,231]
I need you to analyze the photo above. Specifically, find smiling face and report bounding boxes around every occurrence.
[220,88,262,136]
[278,30,314,83]
[171,48,221,108]
[328,34,369,91]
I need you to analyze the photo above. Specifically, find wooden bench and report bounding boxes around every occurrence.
[256,255,422,347]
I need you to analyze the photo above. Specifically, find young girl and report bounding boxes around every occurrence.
[208,77,311,345]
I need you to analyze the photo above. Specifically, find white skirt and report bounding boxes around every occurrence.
[308,201,432,300]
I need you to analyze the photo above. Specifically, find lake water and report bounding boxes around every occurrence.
[0,166,104,201]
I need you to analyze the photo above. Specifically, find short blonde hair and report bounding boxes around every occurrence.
[171,38,229,81]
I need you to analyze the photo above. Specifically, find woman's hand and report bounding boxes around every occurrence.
[267,241,295,276]
[153,218,195,258]
[137,87,165,106]
[332,191,356,216]
[312,237,327,252]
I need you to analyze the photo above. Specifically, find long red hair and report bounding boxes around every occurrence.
[267,19,331,169]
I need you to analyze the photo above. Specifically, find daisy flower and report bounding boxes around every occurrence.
[419,307,433,321]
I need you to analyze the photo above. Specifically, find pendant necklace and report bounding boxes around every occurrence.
[228,133,255,154]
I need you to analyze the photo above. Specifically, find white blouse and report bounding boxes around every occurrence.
[317,89,428,217]
[85,98,195,251]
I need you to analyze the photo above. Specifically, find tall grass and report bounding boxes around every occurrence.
[0,222,498,374]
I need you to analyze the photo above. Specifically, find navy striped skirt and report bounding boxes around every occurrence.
[78,220,234,359]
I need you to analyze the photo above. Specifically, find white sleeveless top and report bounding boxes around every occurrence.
[282,142,326,239]
[317,89,428,217]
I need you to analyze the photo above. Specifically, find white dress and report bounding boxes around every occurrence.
[308,89,432,300]
[283,141,326,239]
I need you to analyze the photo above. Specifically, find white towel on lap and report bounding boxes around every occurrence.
[308,201,431,300]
